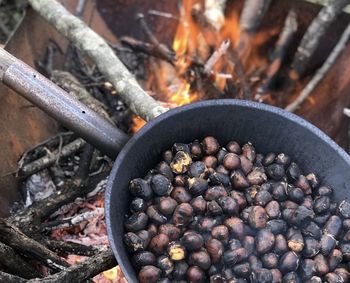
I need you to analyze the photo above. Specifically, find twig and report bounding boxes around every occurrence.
[18,138,86,178]
[42,207,104,231]
[43,240,102,257]
[28,0,168,121]
[0,242,41,279]
[290,0,350,79]
[74,0,86,18]
[285,22,350,112]
[135,13,175,63]
[0,219,69,271]
[148,9,179,20]
[16,131,74,171]
[239,0,272,33]
[257,10,298,95]
[203,39,230,75]
[228,51,252,100]
[120,36,174,63]
[28,248,116,283]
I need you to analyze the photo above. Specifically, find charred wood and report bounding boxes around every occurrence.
[257,10,298,96]
[0,242,41,279]
[290,0,350,79]
[286,22,350,112]
[43,240,102,257]
[0,219,69,271]
[239,0,272,33]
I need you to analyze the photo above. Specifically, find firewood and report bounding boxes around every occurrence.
[257,10,298,96]
[0,271,27,283]
[239,0,272,33]
[27,0,168,121]
[0,242,41,279]
[290,0,350,79]
[0,219,69,271]
[286,22,350,112]
[41,207,104,231]
[43,240,102,257]
[18,138,86,179]
[28,248,116,283]
[120,36,175,63]
[203,39,230,75]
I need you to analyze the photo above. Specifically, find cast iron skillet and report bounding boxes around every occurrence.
[105,99,350,282]
[1,50,350,282]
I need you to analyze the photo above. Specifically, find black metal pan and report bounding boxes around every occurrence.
[1,49,350,282]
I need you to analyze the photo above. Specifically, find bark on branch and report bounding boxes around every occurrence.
[285,22,350,112]
[0,242,41,279]
[28,249,116,283]
[239,0,272,33]
[28,0,168,121]
[0,219,69,271]
[290,0,350,78]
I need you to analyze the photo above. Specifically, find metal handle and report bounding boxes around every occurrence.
[0,48,129,159]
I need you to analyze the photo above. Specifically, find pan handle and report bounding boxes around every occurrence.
[0,48,129,159]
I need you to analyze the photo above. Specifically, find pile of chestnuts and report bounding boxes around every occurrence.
[123,136,350,283]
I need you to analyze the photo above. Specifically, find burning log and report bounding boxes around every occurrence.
[239,0,272,33]
[290,0,350,79]
[27,0,168,121]
[286,22,350,112]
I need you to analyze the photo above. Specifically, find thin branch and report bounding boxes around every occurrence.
[43,240,103,256]
[120,36,174,63]
[42,207,104,231]
[17,138,86,178]
[28,249,117,283]
[28,0,168,121]
[135,13,175,63]
[203,39,230,75]
[239,0,272,33]
[290,0,350,79]
[285,22,350,112]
